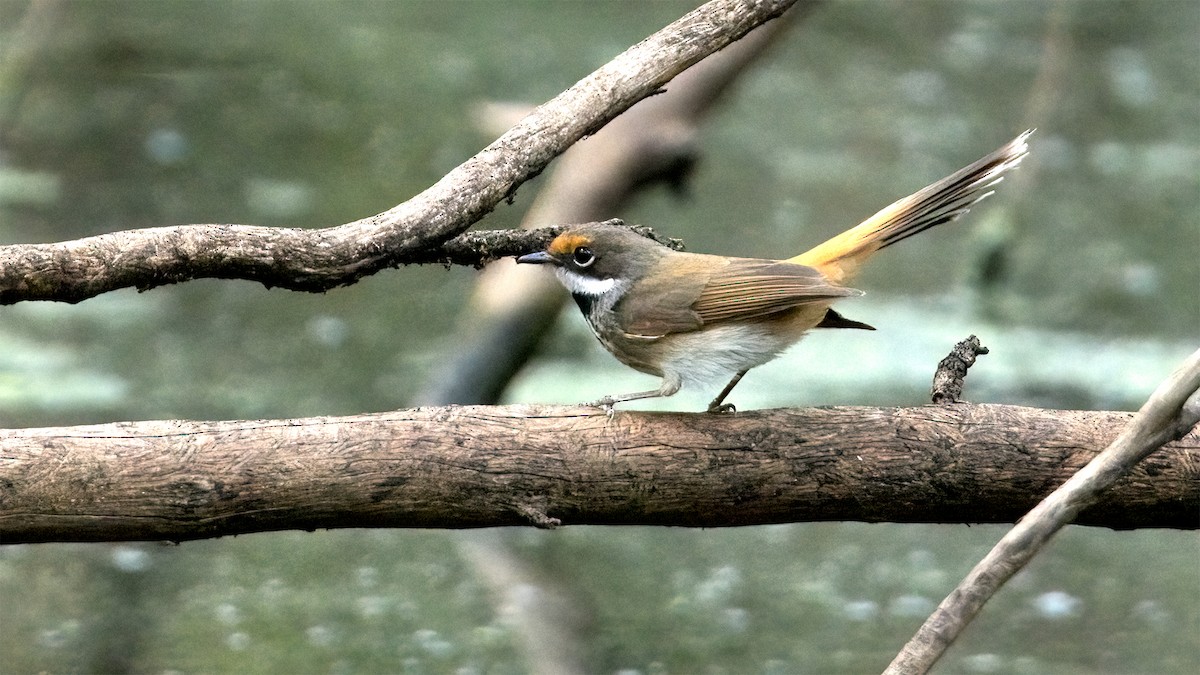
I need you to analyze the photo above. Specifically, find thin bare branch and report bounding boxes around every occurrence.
[885,347,1200,675]
[930,335,990,403]
[0,0,799,305]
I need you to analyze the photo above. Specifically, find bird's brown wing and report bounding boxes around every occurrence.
[692,258,862,324]
[616,254,712,337]
[617,255,860,337]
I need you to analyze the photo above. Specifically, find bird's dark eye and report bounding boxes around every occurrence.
[573,246,595,267]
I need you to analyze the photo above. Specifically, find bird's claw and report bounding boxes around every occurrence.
[588,396,617,419]
[706,402,737,414]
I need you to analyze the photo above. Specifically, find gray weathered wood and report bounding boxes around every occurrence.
[1,403,1195,544]
[0,0,800,305]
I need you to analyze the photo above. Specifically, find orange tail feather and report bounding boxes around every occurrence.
[790,130,1031,284]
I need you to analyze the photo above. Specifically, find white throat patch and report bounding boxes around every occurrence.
[556,268,620,297]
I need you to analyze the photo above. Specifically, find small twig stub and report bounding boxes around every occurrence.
[931,335,990,404]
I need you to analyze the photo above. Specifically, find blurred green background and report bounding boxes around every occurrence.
[1,1,1197,673]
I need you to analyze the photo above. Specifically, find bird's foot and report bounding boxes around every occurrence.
[588,396,618,419]
[706,402,737,414]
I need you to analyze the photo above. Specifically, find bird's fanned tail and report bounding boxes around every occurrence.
[790,130,1032,284]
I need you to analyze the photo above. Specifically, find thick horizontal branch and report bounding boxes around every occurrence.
[1,403,1195,544]
[0,0,798,304]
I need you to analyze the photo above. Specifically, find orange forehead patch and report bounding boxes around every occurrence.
[547,233,592,256]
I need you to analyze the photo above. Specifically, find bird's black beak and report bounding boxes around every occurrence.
[516,251,556,265]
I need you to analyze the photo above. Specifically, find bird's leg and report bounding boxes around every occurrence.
[590,375,682,415]
[706,370,748,413]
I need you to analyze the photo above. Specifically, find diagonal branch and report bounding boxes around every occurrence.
[387,220,677,269]
[0,0,799,305]
[884,347,1200,675]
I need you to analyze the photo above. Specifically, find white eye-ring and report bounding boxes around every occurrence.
[572,246,595,267]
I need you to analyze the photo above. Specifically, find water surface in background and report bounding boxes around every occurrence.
[1,1,1197,673]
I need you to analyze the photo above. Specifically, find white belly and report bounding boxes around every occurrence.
[656,324,796,391]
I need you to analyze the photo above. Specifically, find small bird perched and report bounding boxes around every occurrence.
[517,131,1031,412]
